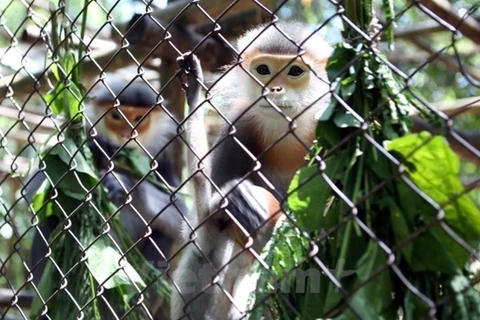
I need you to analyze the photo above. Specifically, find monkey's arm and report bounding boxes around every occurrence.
[177,53,212,220]
[178,53,278,239]
[101,170,186,242]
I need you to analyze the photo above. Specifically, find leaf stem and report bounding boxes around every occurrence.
[77,0,89,81]
[89,272,101,319]
[335,220,353,280]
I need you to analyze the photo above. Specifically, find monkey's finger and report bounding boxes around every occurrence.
[176,52,203,81]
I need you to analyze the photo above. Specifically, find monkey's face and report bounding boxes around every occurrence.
[243,54,329,119]
[102,105,155,148]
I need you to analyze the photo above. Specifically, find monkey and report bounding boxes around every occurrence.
[171,21,332,319]
[25,79,188,316]
[84,79,187,266]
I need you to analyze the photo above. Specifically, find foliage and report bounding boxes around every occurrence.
[253,1,480,319]
[28,3,168,319]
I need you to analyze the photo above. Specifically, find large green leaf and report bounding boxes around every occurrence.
[50,139,97,179]
[335,241,394,320]
[326,43,359,81]
[87,238,146,290]
[287,153,348,232]
[386,132,480,272]
[45,52,83,117]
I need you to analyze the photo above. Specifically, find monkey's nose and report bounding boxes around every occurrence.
[120,129,131,139]
[269,86,285,95]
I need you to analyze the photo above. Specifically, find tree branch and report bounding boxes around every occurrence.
[0,46,145,98]
[122,1,276,73]
[409,36,480,82]
[416,0,480,44]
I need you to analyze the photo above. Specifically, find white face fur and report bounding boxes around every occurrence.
[211,23,332,141]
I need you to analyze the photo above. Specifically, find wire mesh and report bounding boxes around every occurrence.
[0,0,479,319]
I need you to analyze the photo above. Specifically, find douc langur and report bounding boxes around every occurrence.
[171,22,332,319]
[26,79,187,315]
[84,80,187,268]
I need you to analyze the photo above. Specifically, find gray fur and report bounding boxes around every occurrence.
[252,22,314,55]
[91,79,159,107]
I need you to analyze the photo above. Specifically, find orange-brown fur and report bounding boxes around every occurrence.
[96,103,162,138]
[262,130,314,175]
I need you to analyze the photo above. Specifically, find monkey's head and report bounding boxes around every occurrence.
[212,22,332,121]
[86,80,175,150]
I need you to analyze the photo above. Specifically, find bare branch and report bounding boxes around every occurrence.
[0,46,145,98]
[434,96,480,116]
[394,21,447,39]
[416,0,480,44]
[0,289,33,309]
[409,36,480,82]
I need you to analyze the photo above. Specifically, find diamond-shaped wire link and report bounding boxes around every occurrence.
[0,0,479,319]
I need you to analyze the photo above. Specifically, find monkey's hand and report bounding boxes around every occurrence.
[177,52,203,109]
[213,179,281,252]
[100,170,128,204]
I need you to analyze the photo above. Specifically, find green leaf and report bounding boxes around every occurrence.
[117,148,151,175]
[316,100,336,121]
[315,120,342,149]
[50,139,97,179]
[287,153,348,232]
[340,76,357,98]
[351,241,393,318]
[61,51,77,75]
[116,147,172,194]
[389,204,413,262]
[37,140,98,203]
[32,179,52,217]
[334,111,361,128]
[30,259,56,318]
[386,132,480,272]
[250,222,309,320]
[66,83,83,117]
[326,43,358,81]
[44,84,64,115]
[40,155,89,201]
[335,242,394,320]
[404,287,429,320]
[44,78,82,118]
[299,272,327,320]
[382,0,395,50]
[441,274,480,320]
[87,238,146,290]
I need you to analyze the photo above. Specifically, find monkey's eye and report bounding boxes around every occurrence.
[255,64,270,76]
[110,111,121,120]
[134,115,143,123]
[288,66,305,78]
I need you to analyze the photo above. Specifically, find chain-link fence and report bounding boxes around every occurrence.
[1,0,480,319]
